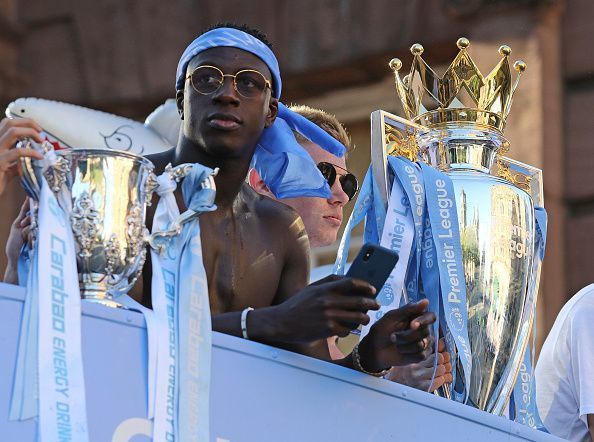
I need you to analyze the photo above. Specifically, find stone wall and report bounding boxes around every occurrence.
[563,0,594,300]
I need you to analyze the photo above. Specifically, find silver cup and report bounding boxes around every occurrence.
[418,124,538,414]
[20,142,156,307]
[370,111,543,415]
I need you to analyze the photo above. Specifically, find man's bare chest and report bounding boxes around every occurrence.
[199,214,284,314]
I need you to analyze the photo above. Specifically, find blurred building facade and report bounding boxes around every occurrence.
[0,0,592,347]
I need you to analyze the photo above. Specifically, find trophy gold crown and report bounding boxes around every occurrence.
[390,37,526,132]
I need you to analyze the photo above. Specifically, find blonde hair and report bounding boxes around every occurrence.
[289,104,352,150]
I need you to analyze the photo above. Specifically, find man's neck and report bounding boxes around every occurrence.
[173,137,253,208]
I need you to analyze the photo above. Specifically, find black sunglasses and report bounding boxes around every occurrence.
[317,162,358,201]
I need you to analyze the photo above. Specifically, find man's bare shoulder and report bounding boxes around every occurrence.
[145,149,175,175]
[241,184,305,233]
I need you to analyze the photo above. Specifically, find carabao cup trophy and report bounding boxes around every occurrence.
[20,143,156,307]
[369,38,545,415]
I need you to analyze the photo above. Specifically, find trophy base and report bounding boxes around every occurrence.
[79,277,130,309]
[82,297,128,309]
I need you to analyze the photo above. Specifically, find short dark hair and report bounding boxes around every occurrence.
[205,23,273,49]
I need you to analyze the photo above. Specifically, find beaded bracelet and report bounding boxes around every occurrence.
[352,343,390,377]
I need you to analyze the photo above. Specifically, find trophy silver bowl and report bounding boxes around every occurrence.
[20,143,156,307]
[418,124,537,413]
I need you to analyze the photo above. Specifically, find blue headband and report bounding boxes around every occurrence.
[176,27,346,199]
[176,28,281,97]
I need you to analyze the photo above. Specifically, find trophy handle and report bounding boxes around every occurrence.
[147,166,218,254]
[494,156,544,206]
[370,110,427,210]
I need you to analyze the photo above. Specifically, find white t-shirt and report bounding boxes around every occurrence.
[535,284,594,441]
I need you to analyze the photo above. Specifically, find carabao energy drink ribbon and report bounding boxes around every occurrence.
[10,178,90,441]
[14,228,159,426]
[509,207,548,430]
[10,153,90,441]
[151,164,216,442]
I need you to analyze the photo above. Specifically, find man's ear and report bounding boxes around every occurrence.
[248,168,276,199]
[175,90,184,120]
[265,97,279,128]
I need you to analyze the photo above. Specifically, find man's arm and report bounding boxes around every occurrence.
[211,204,376,357]
[212,202,435,371]
[588,414,594,441]
[4,199,30,284]
[268,211,331,358]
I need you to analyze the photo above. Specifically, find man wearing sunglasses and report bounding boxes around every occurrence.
[249,105,357,249]
[249,105,452,391]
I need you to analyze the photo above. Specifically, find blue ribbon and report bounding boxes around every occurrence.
[509,206,548,431]
[388,157,442,388]
[178,166,217,441]
[388,157,426,303]
[333,166,384,275]
[152,164,217,441]
[419,162,472,403]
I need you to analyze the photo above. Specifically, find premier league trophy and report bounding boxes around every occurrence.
[19,143,157,307]
[368,38,545,415]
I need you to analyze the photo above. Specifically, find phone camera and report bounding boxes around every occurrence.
[363,249,374,261]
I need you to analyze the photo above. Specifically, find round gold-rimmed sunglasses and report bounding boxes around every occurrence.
[186,65,272,98]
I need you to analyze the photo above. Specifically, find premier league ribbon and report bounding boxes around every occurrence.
[10,156,90,441]
[361,159,416,336]
[419,162,472,403]
[509,207,548,431]
[334,164,390,277]
[388,157,442,383]
[335,156,473,399]
[151,164,216,442]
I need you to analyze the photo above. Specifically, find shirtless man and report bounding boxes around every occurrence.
[141,24,435,373]
[4,24,435,374]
